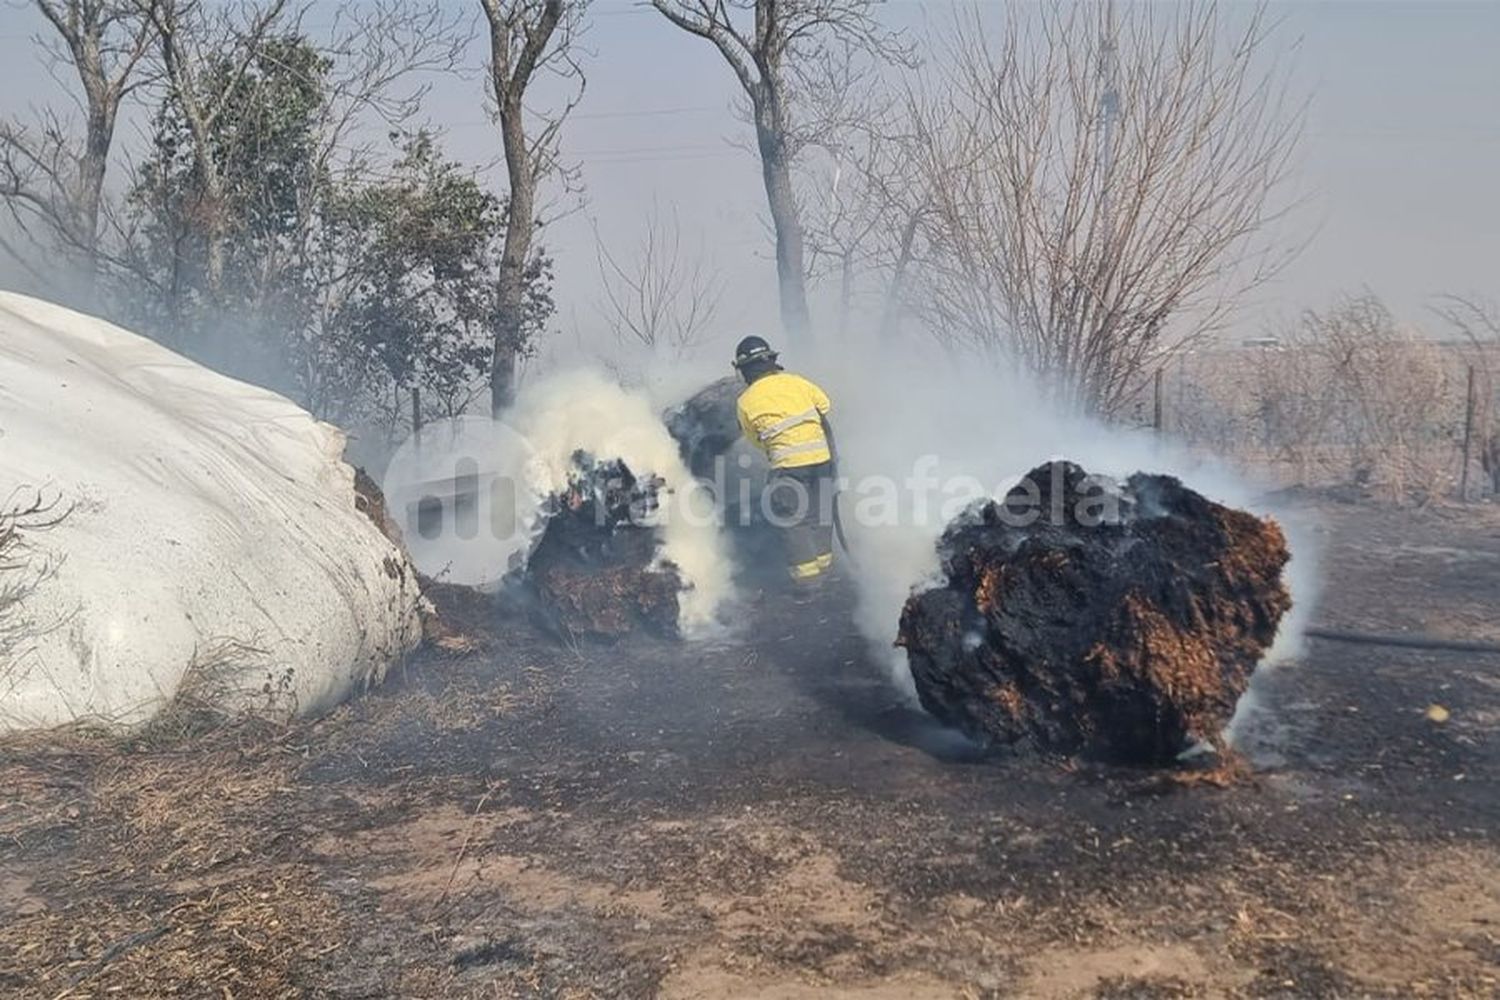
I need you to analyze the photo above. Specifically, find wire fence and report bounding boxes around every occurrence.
[1130,341,1500,503]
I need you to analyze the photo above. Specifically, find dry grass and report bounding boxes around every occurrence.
[0,600,388,999]
[0,715,323,998]
[8,869,348,1000]
[0,605,540,998]
[1159,296,1500,503]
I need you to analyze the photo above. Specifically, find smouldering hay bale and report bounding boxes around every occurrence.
[524,453,683,639]
[664,375,744,478]
[897,461,1291,764]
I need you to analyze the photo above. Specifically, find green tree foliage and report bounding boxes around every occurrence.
[125,35,328,350]
[315,133,553,425]
[115,33,552,432]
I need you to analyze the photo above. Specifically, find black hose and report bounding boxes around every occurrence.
[1304,626,1500,656]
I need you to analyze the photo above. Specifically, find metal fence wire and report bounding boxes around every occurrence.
[1131,342,1500,502]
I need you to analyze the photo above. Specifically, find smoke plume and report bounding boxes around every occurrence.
[785,336,1320,712]
[507,368,736,635]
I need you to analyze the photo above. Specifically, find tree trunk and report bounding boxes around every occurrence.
[175,100,229,300]
[76,101,113,265]
[753,93,810,344]
[877,209,922,344]
[491,264,523,414]
[71,35,118,296]
[203,197,228,299]
[838,251,853,338]
[491,87,533,416]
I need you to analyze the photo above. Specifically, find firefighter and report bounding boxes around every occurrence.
[732,335,837,582]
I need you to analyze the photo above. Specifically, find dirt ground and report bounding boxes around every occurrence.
[3,496,1500,999]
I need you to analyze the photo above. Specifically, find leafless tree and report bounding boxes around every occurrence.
[0,1,155,293]
[649,0,908,346]
[907,2,1303,415]
[1240,295,1459,501]
[1434,293,1500,495]
[479,0,586,414]
[595,207,724,357]
[799,96,928,341]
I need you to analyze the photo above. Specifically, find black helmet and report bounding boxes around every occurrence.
[732,335,779,370]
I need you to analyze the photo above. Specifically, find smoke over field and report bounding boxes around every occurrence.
[510,370,735,634]
[386,369,734,637]
[758,338,1321,709]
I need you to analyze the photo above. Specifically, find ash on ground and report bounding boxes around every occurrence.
[898,460,1291,765]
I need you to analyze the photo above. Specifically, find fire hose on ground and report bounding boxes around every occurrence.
[1305,626,1500,656]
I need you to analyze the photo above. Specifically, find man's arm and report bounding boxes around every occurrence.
[809,380,837,467]
[736,398,754,442]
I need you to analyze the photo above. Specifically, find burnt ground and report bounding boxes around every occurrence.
[2,498,1500,999]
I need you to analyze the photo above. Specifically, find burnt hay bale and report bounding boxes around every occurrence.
[525,453,682,639]
[896,461,1291,764]
[664,376,743,478]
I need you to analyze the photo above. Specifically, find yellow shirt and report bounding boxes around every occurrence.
[736,371,832,468]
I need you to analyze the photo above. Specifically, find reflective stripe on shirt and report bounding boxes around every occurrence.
[769,439,829,463]
[756,407,821,443]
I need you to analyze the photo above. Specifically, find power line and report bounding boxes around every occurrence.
[443,104,725,129]
[582,148,745,165]
[570,104,724,121]
[566,141,730,156]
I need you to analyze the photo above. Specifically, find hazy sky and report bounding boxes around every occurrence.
[1,0,1497,355]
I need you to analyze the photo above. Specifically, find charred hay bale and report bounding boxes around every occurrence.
[532,557,681,639]
[664,376,743,478]
[525,454,682,639]
[897,461,1291,764]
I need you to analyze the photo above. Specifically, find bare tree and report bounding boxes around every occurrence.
[595,207,724,357]
[800,101,929,341]
[908,2,1303,415]
[650,0,907,345]
[138,0,291,300]
[1434,294,1500,495]
[0,1,155,292]
[479,0,586,414]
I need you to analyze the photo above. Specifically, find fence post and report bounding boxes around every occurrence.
[1460,365,1475,502]
[1152,368,1164,433]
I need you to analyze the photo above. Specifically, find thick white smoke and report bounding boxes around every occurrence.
[788,336,1320,706]
[507,369,735,635]
[517,336,1317,731]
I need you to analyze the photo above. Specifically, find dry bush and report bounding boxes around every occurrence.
[1172,295,1465,502]
[1434,294,1500,497]
[1168,352,1263,458]
[0,491,73,723]
[137,637,295,745]
[1268,297,1461,500]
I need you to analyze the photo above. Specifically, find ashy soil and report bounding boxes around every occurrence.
[2,497,1499,999]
